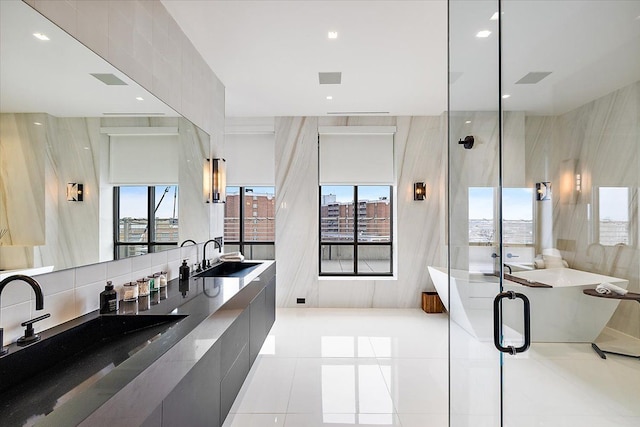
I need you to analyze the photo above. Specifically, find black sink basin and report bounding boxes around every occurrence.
[0,314,186,424]
[196,261,261,278]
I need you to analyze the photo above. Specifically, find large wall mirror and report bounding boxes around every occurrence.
[0,0,211,275]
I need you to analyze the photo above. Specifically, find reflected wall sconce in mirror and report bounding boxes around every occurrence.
[66,183,84,201]
[203,159,212,203]
[212,158,226,203]
[536,182,551,201]
[575,174,581,192]
[458,135,474,149]
[414,182,426,201]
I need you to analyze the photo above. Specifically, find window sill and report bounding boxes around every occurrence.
[318,275,397,282]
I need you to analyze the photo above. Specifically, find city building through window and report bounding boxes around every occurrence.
[114,186,179,259]
[320,185,393,276]
[224,186,275,260]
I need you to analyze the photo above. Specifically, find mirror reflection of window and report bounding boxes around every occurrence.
[468,187,495,245]
[598,187,629,245]
[502,188,534,245]
[115,185,179,259]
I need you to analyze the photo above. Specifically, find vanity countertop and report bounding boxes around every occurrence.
[0,260,275,427]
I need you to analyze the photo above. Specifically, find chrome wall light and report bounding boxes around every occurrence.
[212,158,226,203]
[414,182,426,201]
[66,183,84,201]
[536,182,551,201]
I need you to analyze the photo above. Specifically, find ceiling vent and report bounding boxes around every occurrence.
[90,73,128,86]
[515,71,552,84]
[319,72,342,85]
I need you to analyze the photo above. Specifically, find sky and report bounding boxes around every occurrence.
[469,187,533,220]
[321,185,390,203]
[119,186,178,218]
[599,187,628,221]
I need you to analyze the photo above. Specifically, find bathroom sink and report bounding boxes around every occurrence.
[196,261,261,278]
[0,314,186,396]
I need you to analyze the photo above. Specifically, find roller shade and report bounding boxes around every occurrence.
[109,134,178,184]
[318,126,395,185]
[225,133,275,186]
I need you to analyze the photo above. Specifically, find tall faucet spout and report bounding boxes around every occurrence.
[0,275,44,310]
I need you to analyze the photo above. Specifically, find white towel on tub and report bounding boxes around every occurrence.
[596,282,627,296]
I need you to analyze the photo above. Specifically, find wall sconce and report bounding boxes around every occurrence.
[414,182,426,201]
[212,158,226,203]
[203,159,212,203]
[66,183,84,202]
[575,173,581,192]
[535,182,551,201]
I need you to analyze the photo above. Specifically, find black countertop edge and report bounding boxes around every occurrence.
[24,260,275,427]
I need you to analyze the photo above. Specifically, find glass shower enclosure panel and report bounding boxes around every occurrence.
[500,1,640,425]
[448,1,503,425]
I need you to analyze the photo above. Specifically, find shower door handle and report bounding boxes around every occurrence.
[493,291,531,355]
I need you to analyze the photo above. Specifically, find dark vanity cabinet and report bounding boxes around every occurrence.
[144,264,276,427]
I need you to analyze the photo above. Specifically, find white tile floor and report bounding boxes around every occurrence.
[222,308,640,427]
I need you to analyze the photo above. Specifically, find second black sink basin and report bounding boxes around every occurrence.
[196,261,261,278]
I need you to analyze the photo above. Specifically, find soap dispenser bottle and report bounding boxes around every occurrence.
[179,259,190,282]
[100,281,118,314]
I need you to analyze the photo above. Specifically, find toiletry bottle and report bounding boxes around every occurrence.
[99,281,118,314]
[179,259,190,282]
[158,271,167,288]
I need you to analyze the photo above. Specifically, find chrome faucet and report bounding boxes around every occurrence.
[0,275,45,355]
[203,238,223,269]
[180,239,201,272]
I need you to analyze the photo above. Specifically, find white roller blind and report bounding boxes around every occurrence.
[225,133,275,186]
[318,126,395,185]
[109,135,179,184]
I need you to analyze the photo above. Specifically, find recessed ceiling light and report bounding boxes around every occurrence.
[465,120,471,124]
[326,96,333,100]
[502,94,511,99]
[328,31,338,39]
[33,32,49,41]
[490,12,499,20]
[33,122,42,126]
[476,30,492,38]
[136,97,144,101]
[84,147,90,150]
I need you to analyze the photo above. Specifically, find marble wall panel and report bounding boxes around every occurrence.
[274,117,320,307]
[525,82,640,339]
[275,115,446,308]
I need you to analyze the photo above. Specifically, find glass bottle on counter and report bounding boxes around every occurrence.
[137,278,150,297]
[123,281,139,302]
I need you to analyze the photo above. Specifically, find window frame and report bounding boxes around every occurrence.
[224,186,276,259]
[113,186,178,259]
[319,185,394,277]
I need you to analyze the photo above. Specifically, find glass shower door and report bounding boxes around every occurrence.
[448,1,503,425]
[499,1,640,425]
[449,0,640,425]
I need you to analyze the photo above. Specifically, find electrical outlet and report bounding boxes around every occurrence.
[296,298,306,304]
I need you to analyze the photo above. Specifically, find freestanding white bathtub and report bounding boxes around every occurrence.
[428,266,629,343]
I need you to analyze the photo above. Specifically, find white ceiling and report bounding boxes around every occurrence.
[162,0,448,117]
[162,0,640,117]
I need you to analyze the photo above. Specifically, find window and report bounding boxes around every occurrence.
[224,186,275,260]
[114,186,179,259]
[468,187,533,245]
[320,185,393,276]
[598,187,630,245]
